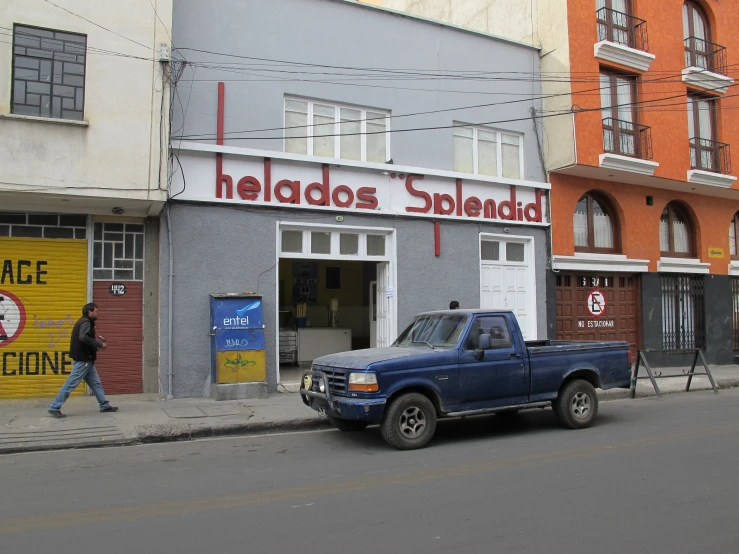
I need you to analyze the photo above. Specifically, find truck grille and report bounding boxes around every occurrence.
[311,366,347,395]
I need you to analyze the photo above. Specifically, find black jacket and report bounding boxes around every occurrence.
[69,316,102,362]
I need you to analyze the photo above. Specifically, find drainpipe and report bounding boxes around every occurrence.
[166,203,174,399]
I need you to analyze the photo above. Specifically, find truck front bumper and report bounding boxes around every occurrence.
[299,370,386,422]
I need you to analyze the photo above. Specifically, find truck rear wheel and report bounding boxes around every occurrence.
[554,379,598,429]
[327,416,368,432]
[380,393,437,450]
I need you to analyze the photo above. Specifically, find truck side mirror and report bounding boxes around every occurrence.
[475,334,491,360]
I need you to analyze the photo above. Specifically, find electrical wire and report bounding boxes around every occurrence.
[41,0,152,51]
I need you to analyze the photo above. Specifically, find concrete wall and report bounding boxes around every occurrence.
[143,217,161,393]
[159,203,548,398]
[0,0,171,214]
[354,0,576,173]
[171,0,545,182]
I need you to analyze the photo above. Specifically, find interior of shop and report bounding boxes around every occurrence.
[278,259,379,383]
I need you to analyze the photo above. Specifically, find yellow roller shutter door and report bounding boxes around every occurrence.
[0,238,87,399]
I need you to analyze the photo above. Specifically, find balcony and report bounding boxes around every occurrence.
[594,8,655,72]
[687,137,737,188]
[599,118,659,176]
[682,37,734,94]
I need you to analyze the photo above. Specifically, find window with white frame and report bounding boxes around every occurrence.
[453,124,523,179]
[279,227,390,260]
[284,97,390,163]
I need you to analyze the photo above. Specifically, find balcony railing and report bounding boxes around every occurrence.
[684,37,728,76]
[690,137,731,174]
[596,7,649,52]
[602,118,653,160]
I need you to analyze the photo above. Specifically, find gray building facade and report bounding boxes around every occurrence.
[164,0,551,398]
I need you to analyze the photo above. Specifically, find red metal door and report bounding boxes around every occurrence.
[556,272,639,359]
[93,281,143,394]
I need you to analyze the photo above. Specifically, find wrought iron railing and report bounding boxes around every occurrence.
[732,277,739,350]
[602,118,653,159]
[689,137,731,174]
[661,275,705,351]
[684,37,728,76]
[596,7,649,52]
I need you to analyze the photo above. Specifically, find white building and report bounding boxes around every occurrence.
[0,0,172,399]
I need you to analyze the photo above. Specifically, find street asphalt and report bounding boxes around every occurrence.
[1,389,738,553]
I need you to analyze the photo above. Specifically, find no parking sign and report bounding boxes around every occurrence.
[587,290,607,317]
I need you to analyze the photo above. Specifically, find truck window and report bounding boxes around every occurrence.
[464,316,513,350]
[394,314,468,348]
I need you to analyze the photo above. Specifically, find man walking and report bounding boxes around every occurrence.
[48,303,118,418]
[449,300,460,310]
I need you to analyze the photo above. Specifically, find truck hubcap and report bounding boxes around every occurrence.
[571,392,591,419]
[399,406,426,438]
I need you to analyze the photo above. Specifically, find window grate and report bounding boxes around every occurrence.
[12,25,87,120]
[660,274,705,351]
[92,222,145,281]
[732,277,739,350]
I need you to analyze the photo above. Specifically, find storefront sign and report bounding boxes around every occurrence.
[708,247,724,259]
[171,146,549,226]
[586,290,607,317]
[1,240,87,399]
[577,319,615,329]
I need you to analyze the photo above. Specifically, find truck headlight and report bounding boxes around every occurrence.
[348,372,379,392]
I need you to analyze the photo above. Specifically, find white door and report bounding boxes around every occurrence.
[480,239,534,340]
[369,280,377,347]
[376,262,392,347]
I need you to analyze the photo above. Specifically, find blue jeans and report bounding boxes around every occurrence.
[49,361,111,412]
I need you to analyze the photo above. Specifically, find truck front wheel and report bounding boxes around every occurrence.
[380,393,437,450]
[554,379,598,429]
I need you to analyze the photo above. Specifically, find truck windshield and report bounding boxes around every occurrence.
[393,314,468,349]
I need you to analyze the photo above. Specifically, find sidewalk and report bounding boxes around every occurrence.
[1,366,738,455]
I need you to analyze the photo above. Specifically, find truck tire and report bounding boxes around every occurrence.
[380,393,437,450]
[327,416,368,432]
[554,379,598,429]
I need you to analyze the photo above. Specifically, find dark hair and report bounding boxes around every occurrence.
[449,300,460,310]
[82,303,98,317]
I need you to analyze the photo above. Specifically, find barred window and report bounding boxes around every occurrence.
[12,24,87,120]
[92,222,145,281]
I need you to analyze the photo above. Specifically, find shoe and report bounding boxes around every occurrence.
[100,405,119,413]
[48,409,66,419]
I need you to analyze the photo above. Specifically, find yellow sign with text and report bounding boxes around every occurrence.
[708,247,725,259]
[216,350,266,383]
[1,238,87,399]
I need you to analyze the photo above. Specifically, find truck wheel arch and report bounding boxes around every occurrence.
[387,386,443,415]
[561,369,602,392]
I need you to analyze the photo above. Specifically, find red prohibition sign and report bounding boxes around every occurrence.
[0,289,27,347]
[586,290,607,317]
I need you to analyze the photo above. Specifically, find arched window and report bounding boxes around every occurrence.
[683,2,711,70]
[573,192,618,252]
[729,212,739,259]
[660,202,694,257]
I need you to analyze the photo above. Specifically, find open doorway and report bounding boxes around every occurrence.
[276,223,396,384]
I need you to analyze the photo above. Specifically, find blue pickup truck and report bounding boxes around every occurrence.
[300,310,632,450]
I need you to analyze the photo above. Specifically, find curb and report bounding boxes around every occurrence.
[135,417,332,444]
[598,378,739,402]
[0,437,133,456]
[2,381,737,455]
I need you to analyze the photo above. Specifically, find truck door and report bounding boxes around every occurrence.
[457,315,528,408]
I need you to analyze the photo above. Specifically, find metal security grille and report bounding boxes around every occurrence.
[92,222,145,281]
[661,275,705,351]
[732,277,739,350]
[12,25,87,120]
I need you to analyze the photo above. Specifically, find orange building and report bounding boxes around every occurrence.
[549,0,739,365]
[360,0,739,366]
